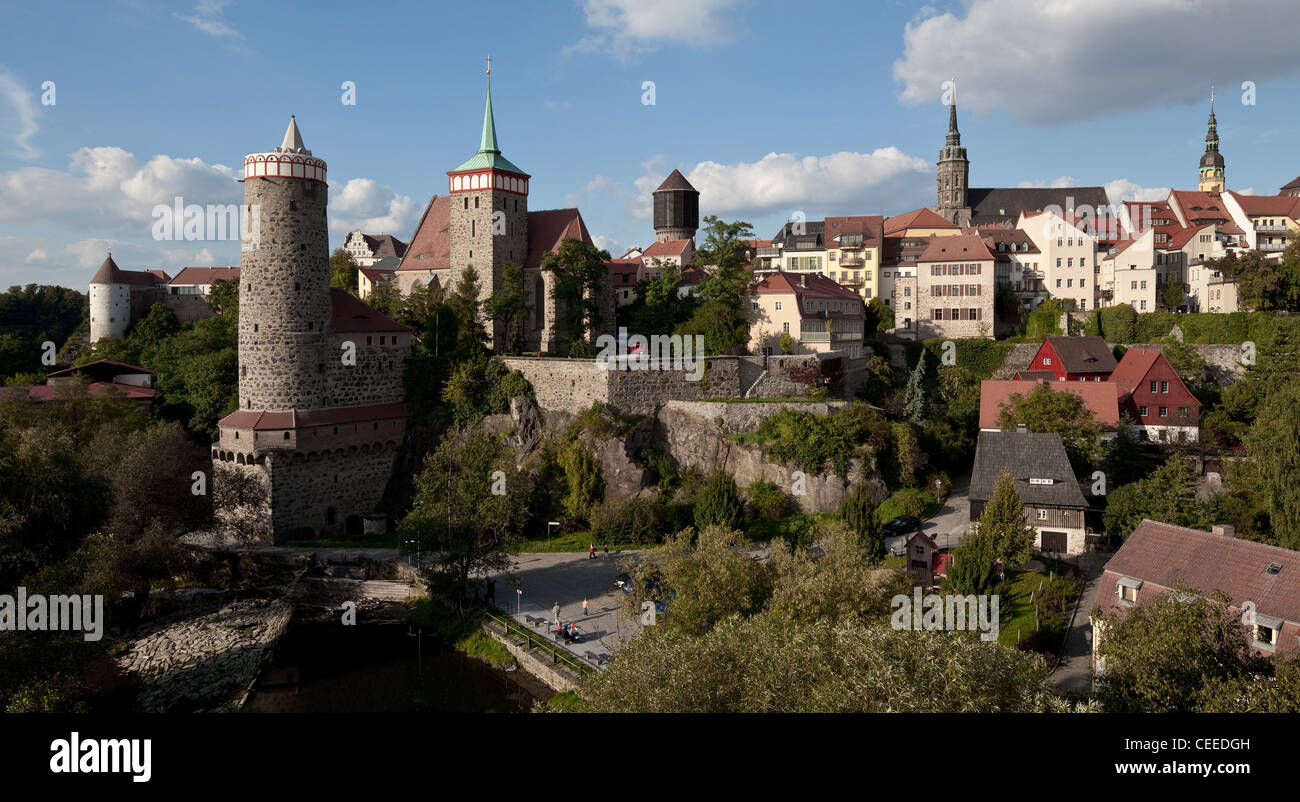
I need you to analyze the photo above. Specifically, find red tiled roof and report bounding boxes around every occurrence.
[884,208,958,234]
[396,196,451,272]
[326,288,409,333]
[358,266,396,283]
[89,254,166,287]
[46,358,153,378]
[642,239,691,258]
[1103,519,1300,624]
[979,379,1120,430]
[218,401,408,431]
[824,215,885,247]
[1109,347,1158,397]
[916,233,994,262]
[526,208,594,268]
[1226,191,1300,218]
[170,266,240,285]
[1281,176,1300,192]
[1,381,155,401]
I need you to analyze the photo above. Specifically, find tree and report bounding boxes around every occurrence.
[890,422,924,489]
[131,302,180,347]
[1214,242,1300,312]
[401,430,533,615]
[677,216,754,355]
[447,266,487,354]
[778,331,793,354]
[484,261,530,355]
[903,350,927,425]
[329,248,358,292]
[440,351,535,428]
[978,470,1035,574]
[1160,279,1185,310]
[1101,415,1150,487]
[694,469,743,531]
[838,482,884,561]
[995,282,1026,334]
[365,280,403,320]
[542,238,611,354]
[1102,459,1209,537]
[1094,589,1282,712]
[996,382,1104,471]
[558,439,604,524]
[945,529,998,595]
[206,278,238,316]
[766,522,907,625]
[1246,381,1300,550]
[865,297,893,335]
[746,479,792,520]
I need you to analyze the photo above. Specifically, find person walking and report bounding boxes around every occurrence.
[552,602,561,628]
[583,597,589,616]
[589,543,596,560]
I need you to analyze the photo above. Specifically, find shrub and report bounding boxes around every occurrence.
[746,479,792,520]
[590,496,671,545]
[694,470,743,530]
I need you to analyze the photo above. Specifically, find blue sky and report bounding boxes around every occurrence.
[2,0,1299,288]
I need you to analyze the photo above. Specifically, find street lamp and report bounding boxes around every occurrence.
[547,521,559,549]
[404,539,415,566]
[516,588,522,616]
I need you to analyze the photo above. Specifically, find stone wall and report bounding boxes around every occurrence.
[261,446,399,540]
[164,294,215,325]
[325,331,409,407]
[500,357,610,414]
[653,401,883,513]
[1120,342,1245,386]
[665,400,846,434]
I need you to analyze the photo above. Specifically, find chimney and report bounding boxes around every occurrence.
[1211,524,1235,538]
[800,274,807,288]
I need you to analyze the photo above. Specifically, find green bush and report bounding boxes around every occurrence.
[694,470,743,530]
[590,496,671,545]
[746,479,792,520]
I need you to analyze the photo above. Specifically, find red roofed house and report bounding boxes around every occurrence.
[979,379,1120,434]
[640,238,694,279]
[88,254,169,342]
[1109,347,1201,443]
[606,257,641,306]
[900,233,995,340]
[357,266,396,300]
[744,271,866,359]
[1020,335,1117,382]
[1094,520,1300,667]
[905,530,940,585]
[0,358,156,408]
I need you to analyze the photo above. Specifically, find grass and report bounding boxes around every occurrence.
[457,629,517,669]
[514,529,639,553]
[546,690,586,712]
[742,512,836,542]
[408,598,518,669]
[997,569,1046,650]
[877,490,942,524]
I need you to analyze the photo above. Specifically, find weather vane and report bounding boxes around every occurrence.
[486,55,492,77]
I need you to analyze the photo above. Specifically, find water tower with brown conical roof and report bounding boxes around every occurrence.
[653,169,700,243]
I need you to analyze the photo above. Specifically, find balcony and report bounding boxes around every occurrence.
[756,246,782,257]
[1255,224,1289,233]
[1258,242,1287,252]
[838,234,865,248]
[800,330,862,342]
[838,255,864,266]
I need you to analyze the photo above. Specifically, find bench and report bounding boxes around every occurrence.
[524,615,542,628]
[585,650,608,666]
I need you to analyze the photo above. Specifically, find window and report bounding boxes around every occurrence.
[1140,280,1147,290]
[1140,300,1148,310]
[1178,406,1189,419]
[1067,279,1073,288]
[1056,258,1062,268]
[1068,258,1073,267]
[774,301,782,311]
[1139,405,1148,417]
[1037,509,1048,520]
[1056,279,1062,288]
[1131,281,1138,290]
[1043,357,1052,366]
[1160,381,1169,393]
[1159,406,1168,417]
[782,322,790,333]
[1150,380,1158,393]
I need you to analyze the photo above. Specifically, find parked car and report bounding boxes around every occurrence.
[882,515,922,538]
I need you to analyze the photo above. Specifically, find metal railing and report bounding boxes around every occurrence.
[481,607,598,676]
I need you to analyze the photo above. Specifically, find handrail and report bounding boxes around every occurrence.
[480,607,597,676]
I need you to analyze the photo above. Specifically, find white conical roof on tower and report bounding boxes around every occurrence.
[276,115,311,155]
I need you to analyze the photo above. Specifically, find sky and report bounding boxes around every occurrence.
[2,0,1300,289]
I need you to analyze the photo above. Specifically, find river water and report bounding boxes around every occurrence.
[242,620,548,713]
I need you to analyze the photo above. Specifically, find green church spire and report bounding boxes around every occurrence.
[450,58,526,175]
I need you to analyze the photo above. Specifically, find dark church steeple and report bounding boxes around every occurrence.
[935,95,971,225]
[1198,89,1225,194]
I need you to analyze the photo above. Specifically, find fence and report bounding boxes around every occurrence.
[480,607,596,677]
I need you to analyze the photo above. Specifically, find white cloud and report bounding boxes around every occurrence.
[1017,176,1079,189]
[175,0,243,39]
[0,66,40,160]
[672,148,933,217]
[161,247,217,266]
[893,0,1300,124]
[24,248,46,263]
[67,238,119,269]
[572,0,746,56]
[328,178,420,240]
[591,234,620,255]
[1104,178,1170,206]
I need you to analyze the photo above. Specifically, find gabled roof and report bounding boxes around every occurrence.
[642,239,692,259]
[358,266,396,284]
[1,381,154,401]
[1280,176,1300,192]
[884,208,957,234]
[916,233,993,262]
[824,215,885,247]
[1105,520,1300,624]
[1042,335,1117,374]
[968,186,1109,224]
[396,196,451,272]
[326,288,409,333]
[46,358,154,379]
[969,431,1086,508]
[979,379,1120,431]
[170,266,240,285]
[357,233,408,259]
[526,208,594,267]
[1109,348,1200,407]
[1013,369,1056,381]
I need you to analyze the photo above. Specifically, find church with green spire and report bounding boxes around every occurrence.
[1198,92,1226,194]
[397,63,612,353]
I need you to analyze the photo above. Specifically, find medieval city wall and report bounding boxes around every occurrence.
[325,332,409,407]
[265,445,399,540]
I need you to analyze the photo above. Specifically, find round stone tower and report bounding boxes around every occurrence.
[652,169,700,243]
[237,116,331,411]
[88,253,132,342]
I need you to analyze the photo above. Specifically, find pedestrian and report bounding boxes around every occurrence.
[603,544,608,555]
[583,597,589,616]
[589,543,596,560]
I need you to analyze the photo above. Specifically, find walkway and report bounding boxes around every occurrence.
[1050,551,1111,695]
